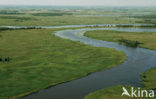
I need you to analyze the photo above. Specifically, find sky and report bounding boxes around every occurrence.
[0,0,156,6]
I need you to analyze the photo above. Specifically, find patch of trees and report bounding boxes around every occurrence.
[31,13,72,16]
[132,15,156,19]
[0,27,41,39]
[0,57,11,62]
[0,27,42,31]
[0,10,25,15]
[0,27,11,31]
[0,16,37,21]
[85,25,101,27]
[20,27,42,29]
[135,20,156,25]
[0,27,12,33]
[132,15,156,25]
[118,38,143,47]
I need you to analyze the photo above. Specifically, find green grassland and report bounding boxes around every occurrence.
[0,7,156,26]
[84,30,156,99]
[84,68,156,99]
[85,30,156,50]
[141,67,156,90]
[0,15,136,26]
[84,86,132,99]
[0,28,125,98]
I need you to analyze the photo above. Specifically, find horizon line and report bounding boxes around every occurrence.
[0,4,156,7]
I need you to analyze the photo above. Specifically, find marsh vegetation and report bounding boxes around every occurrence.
[0,6,156,26]
[0,28,125,98]
[118,38,143,47]
[0,6,156,99]
[85,30,156,50]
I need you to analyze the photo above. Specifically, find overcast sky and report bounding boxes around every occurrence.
[0,0,156,6]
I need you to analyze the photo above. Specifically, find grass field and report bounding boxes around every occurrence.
[0,15,137,26]
[0,28,125,98]
[85,30,156,50]
[0,6,156,26]
[84,86,132,99]
[141,67,156,90]
[84,67,156,99]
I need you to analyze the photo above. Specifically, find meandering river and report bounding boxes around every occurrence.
[3,25,156,99]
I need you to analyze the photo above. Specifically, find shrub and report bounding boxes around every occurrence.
[118,38,143,47]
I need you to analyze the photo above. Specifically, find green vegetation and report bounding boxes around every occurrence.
[84,67,156,99]
[0,10,24,15]
[0,57,11,62]
[0,27,11,32]
[0,15,137,26]
[85,30,156,50]
[84,86,131,99]
[0,16,37,21]
[0,27,41,33]
[118,38,143,47]
[133,15,156,24]
[31,13,72,16]
[0,28,125,98]
[0,27,11,38]
[141,67,156,90]
[1,7,155,26]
